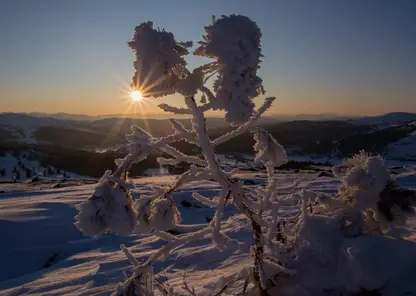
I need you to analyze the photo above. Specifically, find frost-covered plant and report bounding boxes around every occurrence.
[74,14,416,296]
[194,15,265,125]
[75,14,302,296]
[314,150,416,236]
[128,21,193,97]
[284,152,416,295]
[75,170,137,236]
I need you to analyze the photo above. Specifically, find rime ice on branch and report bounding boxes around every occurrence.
[75,14,292,295]
[74,14,416,296]
[194,15,265,125]
[127,21,193,97]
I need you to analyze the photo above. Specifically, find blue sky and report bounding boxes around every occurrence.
[0,0,415,116]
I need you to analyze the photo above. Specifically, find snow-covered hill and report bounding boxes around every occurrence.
[0,113,69,129]
[354,112,416,127]
[386,127,416,161]
[0,169,415,295]
[2,112,416,162]
[0,113,104,145]
[0,113,71,143]
[0,151,81,182]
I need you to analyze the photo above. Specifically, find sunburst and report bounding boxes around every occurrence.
[131,90,143,102]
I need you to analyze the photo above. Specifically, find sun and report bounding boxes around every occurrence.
[131,90,143,102]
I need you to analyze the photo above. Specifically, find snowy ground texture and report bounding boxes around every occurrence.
[386,128,416,161]
[1,168,416,296]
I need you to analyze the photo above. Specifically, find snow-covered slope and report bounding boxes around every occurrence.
[0,113,68,129]
[385,127,416,161]
[0,113,104,145]
[0,113,71,142]
[0,151,81,182]
[354,112,416,126]
[0,170,415,295]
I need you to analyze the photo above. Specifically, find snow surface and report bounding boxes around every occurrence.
[385,130,416,161]
[0,169,415,295]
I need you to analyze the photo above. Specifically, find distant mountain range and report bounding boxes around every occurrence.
[19,111,416,124]
[1,111,415,130]
[352,112,416,126]
[24,112,192,121]
[19,111,356,122]
[0,111,415,162]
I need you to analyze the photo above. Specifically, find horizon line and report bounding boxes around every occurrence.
[2,111,414,119]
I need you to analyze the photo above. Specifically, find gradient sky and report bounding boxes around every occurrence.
[1,0,415,116]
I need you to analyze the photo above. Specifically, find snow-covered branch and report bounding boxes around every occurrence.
[168,119,198,144]
[72,13,416,296]
[158,104,193,115]
[213,97,276,147]
[159,145,207,167]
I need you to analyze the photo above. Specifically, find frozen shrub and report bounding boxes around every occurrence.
[74,14,294,296]
[325,151,416,235]
[74,14,416,296]
[75,170,137,236]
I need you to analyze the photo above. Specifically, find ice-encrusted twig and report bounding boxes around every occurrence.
[168,119,197,144]
[186,95,271,294]
[159,145,207,167]
[121,244,140,266]
[153,230,179,242]
[112,132,183,178]
[263,165,277,204]
[265,207,279,248]
[185,96,228,184]
[210,188,230,249]
[158,104,193,115]
[192,192,220,207]
[213,97,276,147]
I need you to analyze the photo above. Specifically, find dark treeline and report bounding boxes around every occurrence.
[5,119,416,158]
[0,143,160,178]
[1,120,415,178]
